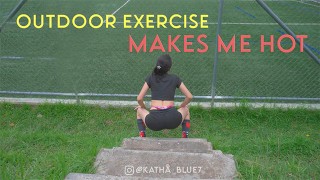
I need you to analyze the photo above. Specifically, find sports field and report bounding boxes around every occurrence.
[0,0,319,99]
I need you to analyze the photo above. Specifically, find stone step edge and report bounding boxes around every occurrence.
[94,147,235,169]
[114,147,215,154]
[98,147,227,157]
[122,137,214,150]
[124,137,208,142]
[99,147,234,161]
[65,173,218,180]
[94,148,237,179]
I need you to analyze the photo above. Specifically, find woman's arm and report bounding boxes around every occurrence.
[137,82,149,109]
[179,82,193,108]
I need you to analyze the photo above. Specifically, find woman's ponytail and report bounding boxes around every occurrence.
[152,54,172,76]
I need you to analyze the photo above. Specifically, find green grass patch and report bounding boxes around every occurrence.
[0,103,319,179]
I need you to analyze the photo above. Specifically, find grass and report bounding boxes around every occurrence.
[0,102,319,179]
[0,0,319,98]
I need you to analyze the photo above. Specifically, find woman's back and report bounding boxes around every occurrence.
[145,73,182,101]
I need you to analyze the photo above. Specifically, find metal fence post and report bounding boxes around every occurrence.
[0,0,28,32]
[211,0,224,107]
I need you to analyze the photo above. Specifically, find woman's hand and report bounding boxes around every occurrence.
[134,105,141,111]
[179,104,189,109]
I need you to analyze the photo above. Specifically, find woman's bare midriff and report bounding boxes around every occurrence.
[150,100,174,110]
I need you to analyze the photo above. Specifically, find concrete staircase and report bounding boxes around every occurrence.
[65,138,237,179]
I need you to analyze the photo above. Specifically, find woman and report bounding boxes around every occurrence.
[135,54,193,138]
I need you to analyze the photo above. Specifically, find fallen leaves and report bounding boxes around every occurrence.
[9,122,15,127]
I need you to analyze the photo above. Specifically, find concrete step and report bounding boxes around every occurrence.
[121,137,214,153]
[65,173,197,180]
[94,148,236,179]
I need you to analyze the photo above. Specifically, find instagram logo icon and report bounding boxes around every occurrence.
[125,165,134,176]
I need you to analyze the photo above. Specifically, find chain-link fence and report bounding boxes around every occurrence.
[0,0,319,102]
[216,0,320,101]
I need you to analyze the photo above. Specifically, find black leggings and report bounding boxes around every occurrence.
[145,107,183,131]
